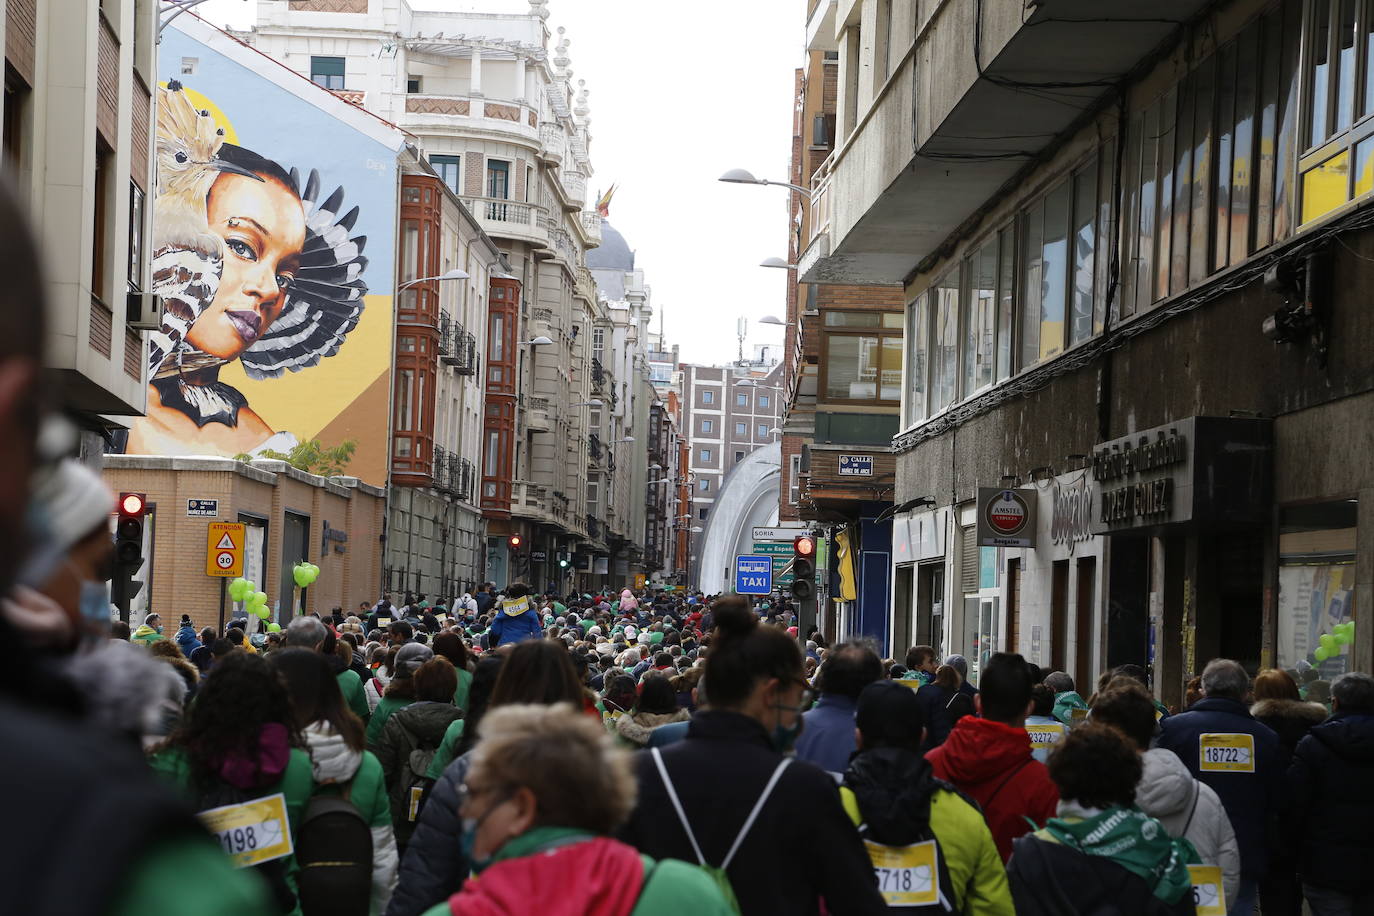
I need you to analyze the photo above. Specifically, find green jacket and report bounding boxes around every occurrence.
[425,719,466,779]
[841,784,1014,915]
[131,625,164,647]
[108,835,272,915]
[1052,690,1090,726]
[453,667,473,714]
[366,696,413,748]
[417,827,733,916]
[148,746,315,916]
[337,668,370,724]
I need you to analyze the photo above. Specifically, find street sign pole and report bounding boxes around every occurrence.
[797,591,817,646]
[218,576,227,634]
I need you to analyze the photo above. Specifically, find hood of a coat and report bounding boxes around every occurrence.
[1310,713,1374,763]
[843,746,941,846]
[933,716,1033,784]
[304,721,362,784]
[1251,698,1328,728]
[391,700,463,743]
[1135,747,1196,818]
[616,708,689,746]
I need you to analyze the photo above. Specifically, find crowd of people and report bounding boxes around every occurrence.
[0,182,1371,915]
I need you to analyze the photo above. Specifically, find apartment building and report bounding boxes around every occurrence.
[774,47,906,644]
[385,161,510,599]
[802,0,1374,701]
[241,0,620,593]
[3,0,158,457]
[680,356,785,579]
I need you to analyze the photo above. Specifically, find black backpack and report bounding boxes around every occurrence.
[295,786,373,916]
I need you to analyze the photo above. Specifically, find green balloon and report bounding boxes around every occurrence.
[293,565,311,588]
[1336,630,1352,645]
[1315,646,1330,662]
[267,622,281,632]
[256,606,271,619]
[1320,634,1338,652]
[251,591,268,608]
[228,578,250,602]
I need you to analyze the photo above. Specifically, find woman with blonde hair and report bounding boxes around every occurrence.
[418,703,730,914]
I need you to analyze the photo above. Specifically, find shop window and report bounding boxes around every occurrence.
[1277,500,1358,673]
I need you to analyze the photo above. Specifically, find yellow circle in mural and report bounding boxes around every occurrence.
[159,81,239,146]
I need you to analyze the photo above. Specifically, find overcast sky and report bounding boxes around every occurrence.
[193,0,800,366]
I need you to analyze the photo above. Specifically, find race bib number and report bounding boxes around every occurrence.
[1026,722,1066,749]
[377,618,391,628]
[501,598,530,616]
[408,786,425,822]
[1199,733,1255,773]
[1188,864,1227,915]
[1070,707,1089,722]
[198,793,292,869]
[864,839,939,907]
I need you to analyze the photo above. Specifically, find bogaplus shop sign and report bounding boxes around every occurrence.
[976,488,1037,548]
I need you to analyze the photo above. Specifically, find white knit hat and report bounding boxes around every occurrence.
[33,459,116,555]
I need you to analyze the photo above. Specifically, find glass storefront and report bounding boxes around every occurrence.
[1277,501,1358,697]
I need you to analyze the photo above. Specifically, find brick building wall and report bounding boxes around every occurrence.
[102,457,385,632]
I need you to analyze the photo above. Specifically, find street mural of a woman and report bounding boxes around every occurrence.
[126,82,369,457]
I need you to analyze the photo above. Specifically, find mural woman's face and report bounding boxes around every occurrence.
[186,172,306,361]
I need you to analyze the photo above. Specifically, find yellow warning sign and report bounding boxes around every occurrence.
[206,522,245,578]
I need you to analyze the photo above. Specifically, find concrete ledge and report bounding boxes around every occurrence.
[105,454,379,494]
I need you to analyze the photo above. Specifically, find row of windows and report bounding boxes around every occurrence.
[904,2,1326,430]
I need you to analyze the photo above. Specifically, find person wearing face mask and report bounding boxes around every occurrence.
[416,702,731,916]
[0,458,116,653]
[619,596,886,916]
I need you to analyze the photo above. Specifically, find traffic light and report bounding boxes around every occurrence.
[558,553,570,569]
[508,534,523,550]
[790,534,816,601]
[112,493,147,620]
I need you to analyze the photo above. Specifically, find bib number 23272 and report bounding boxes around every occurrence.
[864,838,939,907]
[1199,733,1256,773]
[198,792,293,869]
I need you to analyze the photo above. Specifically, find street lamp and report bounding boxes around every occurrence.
[759,257,797,269]
[399,267,470,289]
[617,436,635,443]
[735,379,784,391]
[571,399,603,407]
[759,315,793,327]
[718,169,812,198]
[521,336,554,347]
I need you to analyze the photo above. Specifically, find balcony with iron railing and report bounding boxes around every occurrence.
[459,196,549,249]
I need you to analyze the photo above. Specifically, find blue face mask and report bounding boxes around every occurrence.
[770,719,803,754]
[79,580,111,626]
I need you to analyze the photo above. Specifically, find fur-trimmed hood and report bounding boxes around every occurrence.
[615,708,690,747]
[1251,697,1328,724]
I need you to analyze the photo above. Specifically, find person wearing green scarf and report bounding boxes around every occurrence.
[1007,723,1198,915]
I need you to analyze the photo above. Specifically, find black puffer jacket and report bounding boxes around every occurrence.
[842,746,946,845]
[1286,713,1374,894]
[383,751,472,916]
[1007,834,1195,916]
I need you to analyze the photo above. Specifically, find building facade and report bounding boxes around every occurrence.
[803,0,1373,702]
[242,0,639,594]
[3,0,158,456]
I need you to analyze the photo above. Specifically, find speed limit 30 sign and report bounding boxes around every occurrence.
[206,522,245,578]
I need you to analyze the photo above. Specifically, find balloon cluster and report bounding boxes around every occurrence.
[228,577,272,619]
[1314,621,1356,662]
[293,562,320,589]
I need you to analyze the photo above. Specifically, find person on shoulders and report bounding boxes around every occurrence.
[618,596,886,915]
[1092,679,1240,905]
[486,582,542,647]
[842,680,1013,914]
[1156,658,1282,916]
[925,652,1058,862]
[1006,723,1197,915]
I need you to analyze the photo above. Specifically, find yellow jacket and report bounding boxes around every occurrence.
[841,784,1014,915]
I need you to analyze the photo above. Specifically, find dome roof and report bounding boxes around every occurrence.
[586,220,635,270]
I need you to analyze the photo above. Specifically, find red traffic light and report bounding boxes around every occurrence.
[793,534,816,557]
[119,493,147,517]
[509,534,523,548]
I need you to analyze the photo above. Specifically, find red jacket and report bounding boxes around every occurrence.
[925,716,1059,862]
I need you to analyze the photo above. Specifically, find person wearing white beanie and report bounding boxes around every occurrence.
[1,458,116,650]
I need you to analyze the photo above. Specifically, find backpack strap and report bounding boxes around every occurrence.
[982,759,1032,810]
[650,747,707,867]
[720,758,791,870]
[1181,781,1201,836]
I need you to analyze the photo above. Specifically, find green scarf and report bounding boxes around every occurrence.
[1043,807,1198,903]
